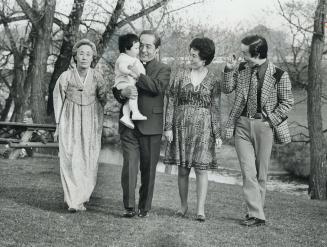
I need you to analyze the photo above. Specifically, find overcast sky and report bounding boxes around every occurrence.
[57,0,314,31]
[172,0,316,30]
[171,0,279,28]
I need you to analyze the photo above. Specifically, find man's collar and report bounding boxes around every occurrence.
[246,59,267,70]
[141,59,155,67]
[256,59,267,68]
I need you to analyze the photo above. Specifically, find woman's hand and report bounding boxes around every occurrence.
[164,130,173,143]
[215,137,222,149]
[53,126,59,142]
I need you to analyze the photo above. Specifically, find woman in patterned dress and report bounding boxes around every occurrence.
[164,37,222,221]
[53,39,108,212]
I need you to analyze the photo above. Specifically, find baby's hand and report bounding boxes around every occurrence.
[129,72,138,79]
[129,63,140,78]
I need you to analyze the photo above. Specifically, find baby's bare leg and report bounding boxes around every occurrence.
[119,101,134,129]
[129,97,147,120]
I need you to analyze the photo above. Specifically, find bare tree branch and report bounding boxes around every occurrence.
[53,17,66,31]
[0,14,66,34]
[0,14,27,24]
[0,11,19,55]
[82,18,107,27]
[294,98,307,105]
[121,10,138,32]
[0,73,11,89]
[15,0,40,28]
[0,51,12,68]
[141,0,155,29]
[289,121,309,130]
[153,6,168,31]
[166,0,203,14]
[116,0,169,28]
[277,0,314,33]
[96,0,126,61]
[90,0,113,15]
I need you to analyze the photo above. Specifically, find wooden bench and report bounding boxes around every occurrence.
[0,137,20,144]
[0,121,58,159]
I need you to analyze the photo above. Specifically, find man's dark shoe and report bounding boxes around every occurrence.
[138,210,149,218]
[245,214,250,220]
[242,217,265,227]
[122,209,136,218]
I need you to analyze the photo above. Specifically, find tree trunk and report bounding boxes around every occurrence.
[11,56,27,122]
[307,0,327,199]
[0,13,28,122]
[26,0,56,123]
[95,0,126,64]
[29,35,47,123]
[47,0,85,116]
[0,92,13,121]
[21,26,37,119]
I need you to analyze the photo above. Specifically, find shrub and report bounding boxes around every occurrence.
[272,142,310,179]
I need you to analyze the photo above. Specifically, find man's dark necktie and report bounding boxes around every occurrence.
[247,66,258,117]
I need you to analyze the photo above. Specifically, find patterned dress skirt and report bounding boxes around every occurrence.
[164,101,218,170]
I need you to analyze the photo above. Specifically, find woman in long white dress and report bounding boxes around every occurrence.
[53,39,108,212]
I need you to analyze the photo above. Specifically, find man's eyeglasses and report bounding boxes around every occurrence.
[140,43,155,50]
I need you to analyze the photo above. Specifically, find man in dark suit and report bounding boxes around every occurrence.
[222,35,293,227]
[112,30,171,218]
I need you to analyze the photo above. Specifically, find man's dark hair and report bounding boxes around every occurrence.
[241,35,268,59]
[118,33,139,53]
[140,30,161,48]
[189,37,215,66]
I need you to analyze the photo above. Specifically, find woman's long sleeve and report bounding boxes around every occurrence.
[210,80,221,139]
[164,71,180,131]
[96,72,109,107]
[53,73,67,124]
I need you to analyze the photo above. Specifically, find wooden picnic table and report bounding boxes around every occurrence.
[0,121,58,159]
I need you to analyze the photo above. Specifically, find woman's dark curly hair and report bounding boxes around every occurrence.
[189,37,215,66]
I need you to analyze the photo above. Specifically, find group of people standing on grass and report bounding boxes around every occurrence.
[53,29,293,227]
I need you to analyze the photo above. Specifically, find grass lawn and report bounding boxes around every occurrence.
[0,156,326,247]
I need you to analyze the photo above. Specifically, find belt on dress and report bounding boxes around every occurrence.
[241,112,264,119]
[177,101,210,108]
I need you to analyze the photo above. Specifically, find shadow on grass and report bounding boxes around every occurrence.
[0,187,68,213]
[151,206,178,217]
[86,195,125,218]
[87,196,178,218]
[220,216,244,225]
[0,186,177,219]
[0,187,122,217]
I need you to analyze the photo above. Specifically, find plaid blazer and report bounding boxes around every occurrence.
[221,61,294,144]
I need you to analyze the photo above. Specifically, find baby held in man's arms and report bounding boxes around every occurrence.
[114,33,147,129]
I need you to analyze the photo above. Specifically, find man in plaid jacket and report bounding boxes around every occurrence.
[222,35,294,227]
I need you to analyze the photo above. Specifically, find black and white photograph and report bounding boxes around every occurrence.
[0,0,326,246]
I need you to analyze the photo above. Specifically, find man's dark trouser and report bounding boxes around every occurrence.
[120,127,162,212]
